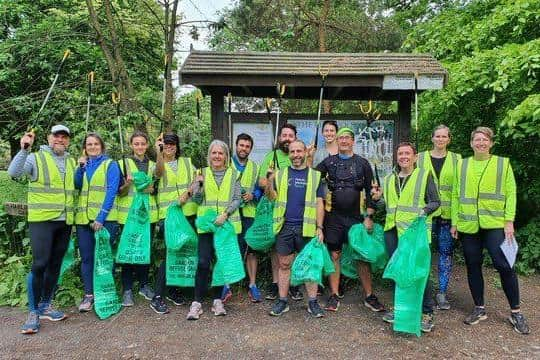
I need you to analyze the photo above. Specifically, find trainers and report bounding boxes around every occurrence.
[138,284,155,301]
[382,311,394,324]
[78,295,94,312]
[150,296,169,314]
[464,306,487,325]
[436,292,450,310]
[211,299,227,316]
[166,288,185,306]
[324,294,340,312]
[122,290,135,307]
[265,283,278,300]
[337,282,345,299]
[269,299,289,316]
[248,284,262,303]
[308,300,325,318]
[421,313,434,333]
[38,303,67,321]
[509,312,530,335]
[21,311,40,334]
[289,286,304,301]
[187,301,203,320]
[364,294,385,312]
[221,285,232,303]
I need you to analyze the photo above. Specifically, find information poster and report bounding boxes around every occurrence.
[232,122,274,164]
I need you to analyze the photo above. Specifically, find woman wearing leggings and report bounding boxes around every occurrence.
[451,126,529,334]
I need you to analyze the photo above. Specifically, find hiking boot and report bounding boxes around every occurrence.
[122,290,135,307]
[509,312,530,335]
[150,296,169,315]
[38,303,67,321]
[382,311,394,324]
[221,285,232,303]
[464,307,487,325]
[138,284,155,301]
[21,311,40,335]
[289,286,304,301]
[265,283,278,300]
[308,300,325,318]
[421,313,434,333]
[187,301,203,320]
[166,288,185,306]
[436,292,451,310]
[324,294,340,312]
[269,299,289,316]
[211,299,227,316]
[78,295,94,313]
[364,294,385,312]
[248,284,262,303]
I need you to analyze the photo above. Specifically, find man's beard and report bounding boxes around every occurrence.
[278,141,290,153]
[236,151,248,161]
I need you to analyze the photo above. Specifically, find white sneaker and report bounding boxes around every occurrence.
[211,299,227,316]
[186,301,203,320]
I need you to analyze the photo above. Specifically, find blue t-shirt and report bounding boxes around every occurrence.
[283,167,324,226]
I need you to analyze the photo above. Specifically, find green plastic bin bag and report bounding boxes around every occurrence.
[340,243,359,279]
[165,204,198,250]
[291,237,335,286]
[383,217,430,336]
[195,210,245,287]
[57,235,76,285]
[116,172,152,264]
[93,228,121,320]
[348,223,388,271]
[245,196,275,251]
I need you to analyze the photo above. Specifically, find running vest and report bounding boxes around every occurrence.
[196,167,241,234]
[75,159,118,224]
[27,150,75,224]
[157,157,197,219]
[236,159,259,218]
[116,158,158,224]
[383,167,431,241]
[418,150,460,219]
[273,167,321,238]
[454,156,512,234]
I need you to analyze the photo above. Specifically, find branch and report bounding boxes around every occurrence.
[141,0,166,33]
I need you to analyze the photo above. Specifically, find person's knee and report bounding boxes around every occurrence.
[331,250,341,262]
[493,256,513,275]
[31,257,49,275]
[197,256,212,271]
[278,257,292,271]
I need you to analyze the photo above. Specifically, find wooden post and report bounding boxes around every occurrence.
[397,91,412,143]
[210,91,225,143]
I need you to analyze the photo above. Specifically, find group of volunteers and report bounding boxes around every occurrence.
[8,120,530,336]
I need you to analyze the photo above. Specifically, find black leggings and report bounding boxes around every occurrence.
[194,233,219,302]
[461,229,520,309]
[384,228,434,314]
[28,221,71,310]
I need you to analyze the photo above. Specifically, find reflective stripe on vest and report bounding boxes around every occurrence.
[116,158,158,224]
[273,167,320,238]
[28,151,75,224]
[197,167,241,234]
[237,159,259,218]
[75,159,118,224]
[158,157,197,218]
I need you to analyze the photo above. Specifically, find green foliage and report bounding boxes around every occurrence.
[0,171,27,204]
[515,217,540,275]
[0,253,31,307]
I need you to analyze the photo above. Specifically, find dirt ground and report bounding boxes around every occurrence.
[1,264,539,360]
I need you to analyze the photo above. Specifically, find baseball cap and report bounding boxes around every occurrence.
[336,127,354,138]
[50,124,71,136]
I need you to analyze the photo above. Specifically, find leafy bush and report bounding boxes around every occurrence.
[515,217,540,275]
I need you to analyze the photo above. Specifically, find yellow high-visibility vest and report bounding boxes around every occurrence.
[157,157,197,219]
[236,159,259,218]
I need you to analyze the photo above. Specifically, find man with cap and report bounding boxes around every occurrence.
[8,125,75,334]
[316,127,385,313]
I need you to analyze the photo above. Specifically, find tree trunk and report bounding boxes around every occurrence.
[162,0,179,131]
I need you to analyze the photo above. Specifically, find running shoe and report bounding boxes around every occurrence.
[308,300,325,318]
[364,294,385,312]
[221,285,232,303]
[324,294,340,312]
[21,311,40,335]
[421,313,434,333]
[38,303,67,321]
[509,312,530,335]
[269,299,289,316]
[187,301,203,320]
[122,290,135,307]
[166,288,185,306]
[382,311,394,324]
[212,299,227,316]
[464,307,487,325]
[289,286,304,301]
[138,284,155,301]
[436,292,451,310]
[150,296,169,314]
[248,284,262,303]
[265,282,278,300]
[78,295,94,312]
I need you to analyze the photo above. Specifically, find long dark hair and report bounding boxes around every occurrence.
[82,132,106,154]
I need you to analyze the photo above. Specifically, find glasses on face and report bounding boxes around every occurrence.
[338,135,353,141]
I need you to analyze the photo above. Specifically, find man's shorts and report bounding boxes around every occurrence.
[275,224,310,256]
[324,212,363,252]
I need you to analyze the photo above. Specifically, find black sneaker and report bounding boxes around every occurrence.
[324,294,340,312]
[308,300,325,318]
[269,299,289,316]
[421,313,434,333]
[364,294,385,312]
[337,282,345,299]
[289,286,304,301]
[265,283,278,301]
[150,296,170,314]
[464,307,487,325]
[509,312,530,335]
[166,288,185,306]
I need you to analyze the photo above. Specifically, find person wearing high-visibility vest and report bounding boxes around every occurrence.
[450,127,530,334]
[8,125,74,334]
[417,125,461,311]
[220,133,264,304]
[373,142,440,333]
[75,133,121,313]
[186,140,243,320]
[116,131,158,307]
[257,124,297,301]
[265,140,326,318]
[149,133,198,315]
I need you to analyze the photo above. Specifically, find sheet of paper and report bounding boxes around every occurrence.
[500,237,518,268]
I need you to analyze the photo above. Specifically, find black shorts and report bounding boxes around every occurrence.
[275,224,310,256]
[324,212,363,252]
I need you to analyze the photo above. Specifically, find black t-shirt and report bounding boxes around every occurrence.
[316,154,374,216]
[430,156,445,179]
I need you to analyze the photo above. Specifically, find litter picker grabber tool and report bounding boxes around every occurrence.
[314,64,329,149]
[112,92,128,178]
[274,83,286,148]
[85,71,94,134]
[264,98,277,178]
[227,92,233,151]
